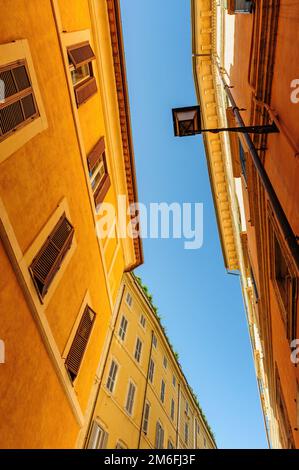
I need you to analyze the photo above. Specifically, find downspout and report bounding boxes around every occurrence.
[215,62,299,272]
[137,331,154,448]
[176,382,181,449]
[83,283,126,448]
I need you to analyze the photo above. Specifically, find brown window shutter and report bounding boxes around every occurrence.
[94,174,111,207]
[75,76,97,106]
[0,61,39,140]
[67,41,96,69]
[29,214,74,300]
[87,137,106,171]
[65,306,96,381]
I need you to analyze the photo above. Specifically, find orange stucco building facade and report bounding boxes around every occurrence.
[192,0,299,448]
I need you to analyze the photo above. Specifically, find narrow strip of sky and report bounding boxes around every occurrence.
[120,0,267,449]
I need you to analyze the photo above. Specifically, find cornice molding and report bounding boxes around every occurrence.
[106,0,143,269]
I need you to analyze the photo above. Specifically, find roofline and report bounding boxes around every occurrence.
[190,0,229,269]
[129,272,217,447]
[106,0,144,268]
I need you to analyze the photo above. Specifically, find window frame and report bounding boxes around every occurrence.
[86,421,108,449]
[134,337,143,363]
[125,381,136,416]
[118,315,128,342]
[142,401,151,435]
[269,212,298,341]
[160,379,166,403]
[87,136,111,210]
[149,358,155,384]
[155,421,164,449]
[106,358,119,394]
[0,39,48,164]
[67,41,97,107]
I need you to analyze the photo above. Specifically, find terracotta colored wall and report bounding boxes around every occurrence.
[229,3,299,447]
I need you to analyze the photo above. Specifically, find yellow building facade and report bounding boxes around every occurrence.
[0,0,142,448]
[85,273,216,449]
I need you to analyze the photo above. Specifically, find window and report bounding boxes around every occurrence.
[0,60,39,141]
[227,0,253,14]
[276,367,295,448]
[118,315,128,341]
[149,359,155,383]
[126,292,133,307]
[160,380,166,403]
[155,421,164,449]
[163,356,168,369]
[185,401,189,417]
[143,402,150,434]
[29,214,74,300]
[270,227,297,340]
[170,399,175,421]
[125,382,136,415]
[106,360,118,393]
[87,137,111,210]
[152,334,157,348]
[65,305,96,381]
[184,423,189,445]
[172,375,176,388]
[204,436,206,448]
[67,41,97,106]
[134,338,143,363]
[140,314,146,328]
[87,421,108,449]
[115,441,127,449]
[167,439,174,449]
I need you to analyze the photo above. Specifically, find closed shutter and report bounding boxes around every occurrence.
[75,76,97,106]
[65,305,96,381]
[87,137,111,207]
[29,214,74,299]
[0,61,39,140]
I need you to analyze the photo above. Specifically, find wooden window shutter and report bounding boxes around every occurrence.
[65,305,96,381]
[29,214,74,300]
[0,61,39,140]
[67,42,96,69]
[75,76,97,106]
[68,41,97,106]
[87,137,111,207]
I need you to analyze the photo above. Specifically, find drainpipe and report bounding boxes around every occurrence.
[176,383,181,449]
[137,331,154,449]
[83,283,126,448]
[215,62,299,272]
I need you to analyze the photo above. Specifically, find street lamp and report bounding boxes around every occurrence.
[172,105,279,137]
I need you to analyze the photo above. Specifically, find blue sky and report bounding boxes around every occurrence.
[120,0,267,449]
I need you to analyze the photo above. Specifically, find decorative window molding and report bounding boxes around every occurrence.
[29,214,74,301]
[23,198,77,309]
[0,39,48,163]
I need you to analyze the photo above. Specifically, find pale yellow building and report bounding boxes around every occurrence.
[84,273,216,449]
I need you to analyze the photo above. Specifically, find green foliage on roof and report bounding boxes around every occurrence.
[133,273,216,445]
